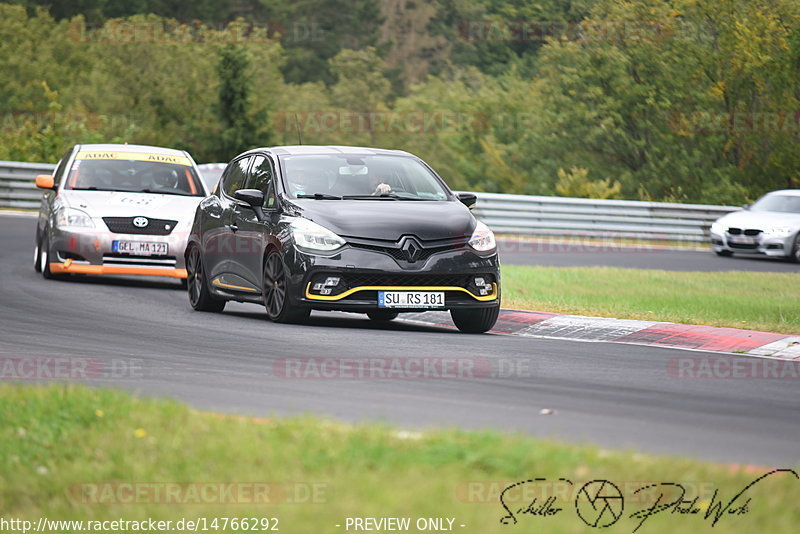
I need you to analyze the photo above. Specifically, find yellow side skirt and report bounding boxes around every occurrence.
[212,278,259,292]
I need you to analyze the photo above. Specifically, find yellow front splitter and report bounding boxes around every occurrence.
[305,283,498,302]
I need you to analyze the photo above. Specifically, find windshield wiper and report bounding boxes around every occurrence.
[296,193,342,200]
[137,189,193,196]
[342,193,430,200]
[70,187,118,192]
[342,194,398,200]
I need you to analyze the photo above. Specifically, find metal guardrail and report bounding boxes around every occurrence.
[470,192,738,242]
[1,160,738,241]
[0,160,55,209]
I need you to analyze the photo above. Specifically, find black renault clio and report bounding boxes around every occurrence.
[186,146,500,333]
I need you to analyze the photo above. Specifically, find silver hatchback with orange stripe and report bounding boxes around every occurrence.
[34,143,208,282]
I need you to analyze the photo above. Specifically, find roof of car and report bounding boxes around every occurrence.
[254,145,415,157]
[767,189,800,197]
[76,143,189,157]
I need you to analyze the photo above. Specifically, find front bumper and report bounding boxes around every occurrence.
[48,226,190,279]
[285,244,501,312]
[710,230,794,257]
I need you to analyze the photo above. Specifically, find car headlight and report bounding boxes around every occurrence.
[469,220,496,252]
[709,221,724,235]
[290,218,345,252]
[763,226,793,238]
[56,207,95,229]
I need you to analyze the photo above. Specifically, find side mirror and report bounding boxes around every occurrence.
[742,203,751,210]
[35,174,55,189]
[234,189,266,221]
[457,192,477,209]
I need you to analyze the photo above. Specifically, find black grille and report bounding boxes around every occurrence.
[349,242,462,263]
[343,273,472,288]
[727,242,757,250]
[102,217,177,235]
[727,228,761,236]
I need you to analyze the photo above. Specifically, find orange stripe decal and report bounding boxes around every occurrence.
[50,264,187,279]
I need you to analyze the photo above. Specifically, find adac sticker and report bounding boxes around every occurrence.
[76,151,192,166]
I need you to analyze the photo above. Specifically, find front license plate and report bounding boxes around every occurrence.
[112,240,169,256]
[727,235,755,244]
[378,291,445,309]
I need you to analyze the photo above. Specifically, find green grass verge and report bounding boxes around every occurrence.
[502,265,800,334]
[2,385,797,533]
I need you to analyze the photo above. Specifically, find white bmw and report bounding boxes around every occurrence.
[710,189,800,262]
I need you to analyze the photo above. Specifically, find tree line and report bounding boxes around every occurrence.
[1,0,798,204]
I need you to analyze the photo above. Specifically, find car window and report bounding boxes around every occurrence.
[222,157,251,198]
[52,147,73,187]
[280,154,449,200]
[246,155,277,208]
[64,151,205,196]
[751,194,800,214]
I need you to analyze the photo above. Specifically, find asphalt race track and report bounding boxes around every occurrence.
[1,214,798,466]
[497,238,799,272]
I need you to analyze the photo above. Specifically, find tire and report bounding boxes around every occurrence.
[34,235,42,273]
[367,310,399,322]
[40,231,58,279]
[186,245,226,312]
[714,249,733,257]
[262,251,309,323]
[451,305,500,334]
[792,233,800,263]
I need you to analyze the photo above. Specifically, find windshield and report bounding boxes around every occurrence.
[750,194,800,214]
[64,151,205,197]
[279,154,449,200]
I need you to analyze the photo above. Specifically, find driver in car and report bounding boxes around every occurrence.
[151,168,181,192]
[289,169,332,197]
[370,176,392,196]
[75,165,105,189]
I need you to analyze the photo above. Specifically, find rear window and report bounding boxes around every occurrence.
[64,150,205,197]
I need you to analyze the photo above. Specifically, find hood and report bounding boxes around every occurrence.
[62,191,203,221]
[716,209,800,230]
[289,199,476,241]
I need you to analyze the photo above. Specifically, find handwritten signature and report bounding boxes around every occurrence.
[498,469,798,531]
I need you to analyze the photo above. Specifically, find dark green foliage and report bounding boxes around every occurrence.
[213,45,270,161]
[2,0,799,204]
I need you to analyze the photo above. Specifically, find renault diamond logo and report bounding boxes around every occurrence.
[132,217,149,228]
[400,237,422,263]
